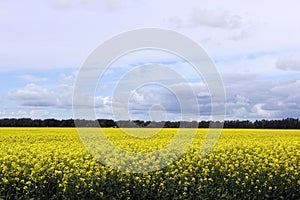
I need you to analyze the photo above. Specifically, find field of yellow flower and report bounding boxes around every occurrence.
[0,128,299,199]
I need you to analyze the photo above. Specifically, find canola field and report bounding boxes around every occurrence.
[0,128,299,199]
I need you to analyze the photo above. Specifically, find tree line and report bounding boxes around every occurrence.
[0,118,300,129]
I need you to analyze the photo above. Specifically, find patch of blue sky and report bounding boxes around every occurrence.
[0,67,75,101]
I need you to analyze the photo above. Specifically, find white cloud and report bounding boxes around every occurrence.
[232,107,248,118]
[18,75,48,82]
[270,79,300,95]
[234,95,250,106]
[52,0,124,11]
[60,74,73,82]
[5,109,53,119]
[8,110,28,118]
[227,26,253,41]
[0,110,5,117]
[59,72,77,83]
[7,83,72,108]
[30,109,49,119]
[225,76,300,119]
[166,16,183,29]
[190,9,242,29]
[8,84,56,107]
[111,82,211,121]
[1,0,300,120]
[276,56,300,71]
[6,72,300,120]
[7,82,114,119]
[216,53,279,75]
[251,104,272,118]
[1,0,300,74]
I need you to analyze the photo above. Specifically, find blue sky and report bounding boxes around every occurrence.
[1,0,300,121]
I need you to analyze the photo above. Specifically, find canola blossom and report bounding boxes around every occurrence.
[0,128,299,199]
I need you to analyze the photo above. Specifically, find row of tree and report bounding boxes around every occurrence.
[0,118,300,129]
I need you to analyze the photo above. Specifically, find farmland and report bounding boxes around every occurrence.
[0,128,299,199]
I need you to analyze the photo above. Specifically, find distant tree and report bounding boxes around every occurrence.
[0,118,300,129]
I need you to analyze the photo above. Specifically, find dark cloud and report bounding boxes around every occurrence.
[225,76,300,119]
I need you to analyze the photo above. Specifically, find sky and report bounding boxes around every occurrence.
[1,0,300,121]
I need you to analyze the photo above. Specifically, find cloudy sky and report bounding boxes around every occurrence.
[1,0,300,121]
